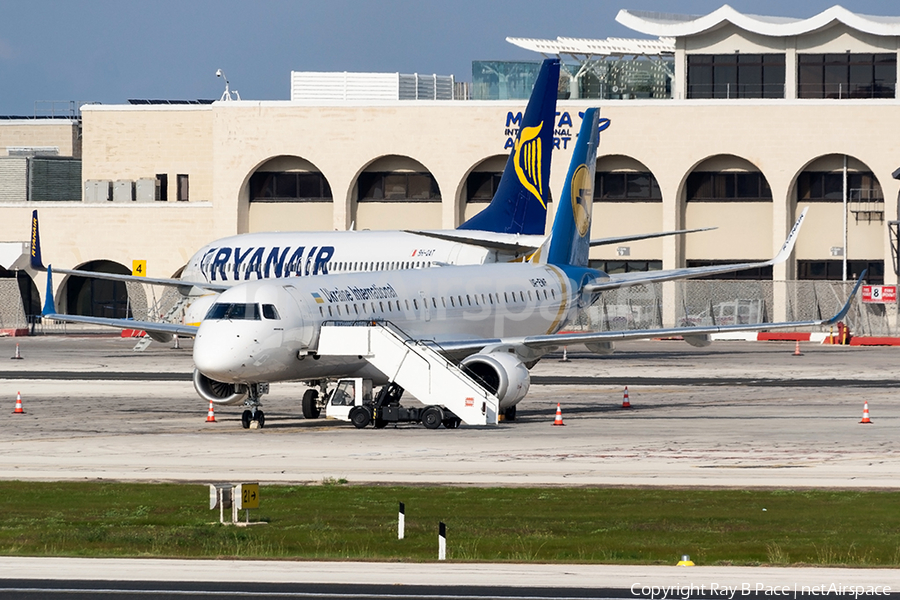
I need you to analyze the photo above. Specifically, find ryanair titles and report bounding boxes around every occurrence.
[318,283,398,303]
[199,245,335,281]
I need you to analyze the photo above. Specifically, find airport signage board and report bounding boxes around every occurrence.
[862,285,896,304]
[235,483,260,509]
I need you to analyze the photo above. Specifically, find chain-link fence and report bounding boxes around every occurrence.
[0,279,27,329]
[6,277,898,338]
[581,280,896,337]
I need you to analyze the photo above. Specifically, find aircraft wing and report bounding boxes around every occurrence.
[430,269,863,356]
[39,266,199,340]
[404,230,545,254]
[583,208,807,293]
[589,227,715,247]
[406,227,716,254]
[41,313,199,339]
[37,265,225,293]
[28,209,225,293]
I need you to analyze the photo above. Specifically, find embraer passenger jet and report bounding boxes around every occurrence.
[39,109,861,428]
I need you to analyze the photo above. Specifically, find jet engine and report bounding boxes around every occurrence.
[585,341,615,355]
[682,334,712,348]
[193,368,248,405]
[461,351,530,409]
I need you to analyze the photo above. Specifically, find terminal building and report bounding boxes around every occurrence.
[0,5,898,332]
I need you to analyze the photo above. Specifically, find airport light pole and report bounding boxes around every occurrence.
[843,155,848,281]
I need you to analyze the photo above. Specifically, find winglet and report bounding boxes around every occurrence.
[821,269,866,326]
[30,210,46,271]
[42,265,56,316]
[771,207,808,265]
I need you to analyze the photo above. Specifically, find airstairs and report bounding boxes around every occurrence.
[316,322,500,426]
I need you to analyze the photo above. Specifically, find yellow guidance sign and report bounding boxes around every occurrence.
[132,260,147,277]
[236,483,260,510]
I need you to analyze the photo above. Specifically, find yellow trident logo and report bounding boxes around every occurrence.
[513,121,545,209]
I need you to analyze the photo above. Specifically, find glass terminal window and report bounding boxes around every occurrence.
[686,172,772,202]
[594,172,662,202]
[357,172,441,202]
[466,172,503,202]
[798,54,896,99]
[797,172,883,202]
[687,54,785,99]
[250,172,333,202]
[798,260,883,285]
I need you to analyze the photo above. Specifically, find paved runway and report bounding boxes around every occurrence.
[1,335,898,592]
[0,335,896,488]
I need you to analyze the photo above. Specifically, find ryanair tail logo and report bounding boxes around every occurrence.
[514,121,545,209]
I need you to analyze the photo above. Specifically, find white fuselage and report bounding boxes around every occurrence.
[193,262,580,386]
[179,230,545,325]
[181,230,544,284]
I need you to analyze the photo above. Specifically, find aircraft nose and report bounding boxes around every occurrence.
[193,323,254,382]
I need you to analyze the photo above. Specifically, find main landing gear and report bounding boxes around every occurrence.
[240,383,268,429]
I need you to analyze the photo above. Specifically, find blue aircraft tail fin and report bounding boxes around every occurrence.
[545,108,601,268]
[30,210,46,271]
[458,58,560,235]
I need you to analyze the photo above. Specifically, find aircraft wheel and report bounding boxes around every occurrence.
[302,389,320,419]
[241,410,252,429]
[256,410,265,428]
[421,406,444,430]
[503,405,517,422]
[350,406,371,429]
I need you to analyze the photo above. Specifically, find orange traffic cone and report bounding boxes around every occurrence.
[792,340,803,356]
[552,403,565,426]
[10,343,22,360]
[205,401,216,423]
[622,386,632,408]
[860,401,872,424]
[12,391,24,414]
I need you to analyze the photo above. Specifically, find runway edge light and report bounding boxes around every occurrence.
[677,554,695,566]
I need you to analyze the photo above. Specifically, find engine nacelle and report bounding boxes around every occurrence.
[585,341,615,355]
[461,351,530,409]
[682,334,712,348]
[193,368,248,405]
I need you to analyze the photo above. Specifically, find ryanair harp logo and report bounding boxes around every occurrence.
[571,164,593,237]
[514,121,545,209]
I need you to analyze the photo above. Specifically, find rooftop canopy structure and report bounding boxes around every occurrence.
[616,5,900,38]
[503,36,674,100]
[506,5,900,101]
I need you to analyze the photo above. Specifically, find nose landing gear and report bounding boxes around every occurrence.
[240,383,268,429]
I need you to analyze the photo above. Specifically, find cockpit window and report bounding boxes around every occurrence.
[205,303,262,320]
[262,304,280,320]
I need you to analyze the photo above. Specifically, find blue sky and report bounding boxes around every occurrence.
[1,1,898,115]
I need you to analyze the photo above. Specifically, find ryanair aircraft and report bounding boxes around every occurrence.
[39,109,861,427]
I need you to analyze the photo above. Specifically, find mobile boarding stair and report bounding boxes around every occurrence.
[316,322,500,426]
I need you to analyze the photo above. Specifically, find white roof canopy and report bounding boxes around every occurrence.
[506,36,674,57]
[616,5,900,38]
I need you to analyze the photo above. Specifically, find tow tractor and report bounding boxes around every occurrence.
[306,377,462,430]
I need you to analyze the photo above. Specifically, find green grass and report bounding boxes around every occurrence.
[0,482,898,565]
